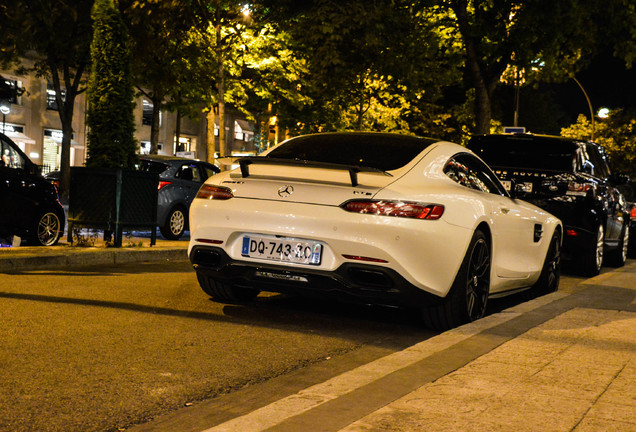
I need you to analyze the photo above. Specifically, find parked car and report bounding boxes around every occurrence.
[138,155,220,239]
[617,179,636,257]
[0,133,65,246]
[188,132,562,330]
[468,133,630,276]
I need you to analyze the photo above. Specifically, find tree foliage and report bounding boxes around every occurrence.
[120,0,197,154]
[86,0,137,169]
[433,0,603,135]
[0,0,93,198]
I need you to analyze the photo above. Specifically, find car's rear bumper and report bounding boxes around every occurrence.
[190,246,446,307]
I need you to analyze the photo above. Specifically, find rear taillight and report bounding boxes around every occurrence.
[342,200,444,220]
[567,182,592,194]
[630,206,636,220]
[196,184,234,200]
[158,181,172,191]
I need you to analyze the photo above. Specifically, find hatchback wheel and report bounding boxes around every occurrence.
[422,229,490,330]
[31,211,62,246]
[160,206,186,240]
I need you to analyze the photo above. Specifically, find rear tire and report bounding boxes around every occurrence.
[422,230,490,331]
[196,272,260,303]
[579,223,604,277]
[160,206,186,240]
[606,223,629,268]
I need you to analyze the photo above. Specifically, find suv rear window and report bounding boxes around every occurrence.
[266,133,438,171]
[469,136,579,172]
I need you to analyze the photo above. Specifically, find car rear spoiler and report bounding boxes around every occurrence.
[237,157,392,187]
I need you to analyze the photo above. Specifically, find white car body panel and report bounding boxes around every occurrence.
[189,136,561,304]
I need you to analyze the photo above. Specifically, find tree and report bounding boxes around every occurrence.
[85,0,137,169]
[434,0,602,135]
[261,0,458,136]
[0,0,93,198]
[120,0,197,155]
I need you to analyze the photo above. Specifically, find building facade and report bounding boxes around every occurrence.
[0,64,256,173]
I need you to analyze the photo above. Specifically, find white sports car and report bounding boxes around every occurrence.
[188,132,562,330]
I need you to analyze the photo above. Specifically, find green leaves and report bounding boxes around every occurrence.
[86,0,137,169]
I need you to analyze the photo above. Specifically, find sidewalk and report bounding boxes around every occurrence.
[0,231,189,272]
[131,261,636,432]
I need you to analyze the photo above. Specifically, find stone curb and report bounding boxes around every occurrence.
[0,247,189,272]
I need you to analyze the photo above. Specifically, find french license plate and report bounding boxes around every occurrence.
[241,235,322,265]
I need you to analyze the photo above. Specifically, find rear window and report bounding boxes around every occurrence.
[266,133,438,171]
[138,159,169,174]
[469,136,579,172]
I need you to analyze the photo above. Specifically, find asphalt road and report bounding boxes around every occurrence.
[0,261,584,432]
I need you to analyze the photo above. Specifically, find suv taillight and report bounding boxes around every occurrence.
[631,206,636,220]
[567,182,593,195]
[342,200,444,220]
[196,184,234,200]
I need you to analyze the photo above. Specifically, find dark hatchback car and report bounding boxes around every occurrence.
[138,155,220,239]
[0,133,65,246]
[468,134,630,276]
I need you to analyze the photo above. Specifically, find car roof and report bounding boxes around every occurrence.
[140,155,203,162]
[470,133,587,147]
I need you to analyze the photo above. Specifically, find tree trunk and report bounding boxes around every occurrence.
[451,0,492,135]
[206,109,216,164]
[473,78,492,135]
[58,102,74,201]
[150,93,162,154]
[50,61,84,200]
[175,109,181,153]
[216,12,227,162]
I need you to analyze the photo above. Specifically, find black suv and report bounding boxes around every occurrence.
[0,133,65,246]
[468,134,630,276]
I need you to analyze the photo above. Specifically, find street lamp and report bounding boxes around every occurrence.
[571,77,595,141]
[0,102,10,135]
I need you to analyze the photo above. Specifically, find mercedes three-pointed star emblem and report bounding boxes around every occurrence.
[278,185,294,197]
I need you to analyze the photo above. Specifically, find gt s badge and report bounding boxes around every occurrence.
[278,185,294,197]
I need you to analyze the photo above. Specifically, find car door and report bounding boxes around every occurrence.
[174,162,206,207]
[449,153,538,280]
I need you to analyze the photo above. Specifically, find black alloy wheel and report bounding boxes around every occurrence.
[422,229,490,330]
[464,235,491,322]
[532,231,561,296]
